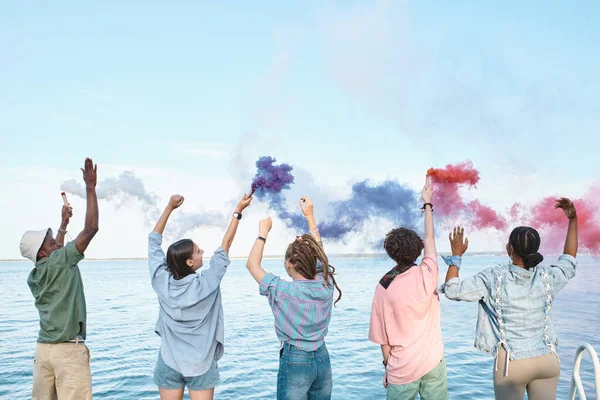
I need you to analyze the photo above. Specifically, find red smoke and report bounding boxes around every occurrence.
[427,161,508,230]
[427,162,479,185]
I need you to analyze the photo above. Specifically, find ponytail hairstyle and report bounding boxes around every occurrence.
[166,239,196,280]
[508,226,544,269]
[285,234,342,306]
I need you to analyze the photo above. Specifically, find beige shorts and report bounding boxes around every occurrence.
[33,342,92,400]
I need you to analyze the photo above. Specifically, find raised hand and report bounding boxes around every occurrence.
[168,195,185,210]
[81,158,97,188]
[61,205,73,225]
[259,217,273,237]
[555,197,577,220]
[236,193,253,213]
[74,157,99,254]
[421,175,433,204]
[299,197,314,218]
[449,226,469,256]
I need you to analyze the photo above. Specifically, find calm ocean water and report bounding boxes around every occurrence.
[1,255,598,400]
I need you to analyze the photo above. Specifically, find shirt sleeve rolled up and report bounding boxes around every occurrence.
[544,254,577,295]
[259,273,280,299]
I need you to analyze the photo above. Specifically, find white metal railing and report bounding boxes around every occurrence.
[568,343,600,400]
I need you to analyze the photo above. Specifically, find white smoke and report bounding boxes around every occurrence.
[60,171,157,206]
[61,171,226,238]
[169,211,228,239]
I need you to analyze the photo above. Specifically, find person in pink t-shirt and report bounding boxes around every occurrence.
[369,176,448,400]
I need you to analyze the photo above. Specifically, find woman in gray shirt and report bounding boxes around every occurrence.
[148,193,252,400]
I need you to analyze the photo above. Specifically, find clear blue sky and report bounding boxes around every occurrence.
[1,1,598,259]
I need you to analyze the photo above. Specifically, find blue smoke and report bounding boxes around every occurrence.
[318,180,420,240]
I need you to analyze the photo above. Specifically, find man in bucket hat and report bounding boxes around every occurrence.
[21,157,99,400]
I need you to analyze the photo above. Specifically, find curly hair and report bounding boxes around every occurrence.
[383,228,424,267]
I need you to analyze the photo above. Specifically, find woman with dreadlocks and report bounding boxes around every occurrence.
[246,196,342,400]
[442,198,578,400]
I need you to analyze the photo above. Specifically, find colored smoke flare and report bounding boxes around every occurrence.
[249,157,420,240]
[250,156,304,229]
[427,162,480,186]
[467,200,508,231]
[250,156,295,196]
[529,191,600,254]
[318,180,419,240]
[249,156,598,253]
[427,161,507,230]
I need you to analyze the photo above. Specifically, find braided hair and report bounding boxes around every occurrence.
[508,226,544,269]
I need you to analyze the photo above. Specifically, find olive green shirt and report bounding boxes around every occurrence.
[27,241,87,343]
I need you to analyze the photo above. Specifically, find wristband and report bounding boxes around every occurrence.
[441,255,462,269]
[421,203,433,212]
[233,212,242,220]
[58,229,68,235]
[257,236,267,242]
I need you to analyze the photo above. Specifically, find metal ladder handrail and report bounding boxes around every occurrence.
[568,343,600,400]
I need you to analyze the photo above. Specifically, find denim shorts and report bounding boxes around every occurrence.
[153,352,220,391]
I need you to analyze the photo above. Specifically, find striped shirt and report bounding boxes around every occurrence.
[259,272,334,351]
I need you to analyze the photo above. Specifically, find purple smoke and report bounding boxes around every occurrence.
[250,156,305,228]
[250,156,421,243]
[251,156,295,195]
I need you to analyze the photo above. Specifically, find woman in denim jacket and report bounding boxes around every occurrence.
[442,198,578,400]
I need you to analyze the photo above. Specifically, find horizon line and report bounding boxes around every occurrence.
[1,251,588,263]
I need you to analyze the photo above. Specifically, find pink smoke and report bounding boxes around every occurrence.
[528,187,600,254]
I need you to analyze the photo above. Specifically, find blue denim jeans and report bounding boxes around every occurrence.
[277,342,333,400]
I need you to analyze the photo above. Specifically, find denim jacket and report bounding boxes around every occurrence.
[443,254,577,375]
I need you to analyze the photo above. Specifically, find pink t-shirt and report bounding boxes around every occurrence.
[368,256,444,385]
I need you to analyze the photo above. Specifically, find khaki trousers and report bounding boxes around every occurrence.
[32,342,92,400]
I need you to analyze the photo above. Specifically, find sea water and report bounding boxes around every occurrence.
[1,255,598,399]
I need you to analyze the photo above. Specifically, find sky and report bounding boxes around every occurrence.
[1,0,598,260]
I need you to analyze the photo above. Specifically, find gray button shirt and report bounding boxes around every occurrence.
[148,232,229,376]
